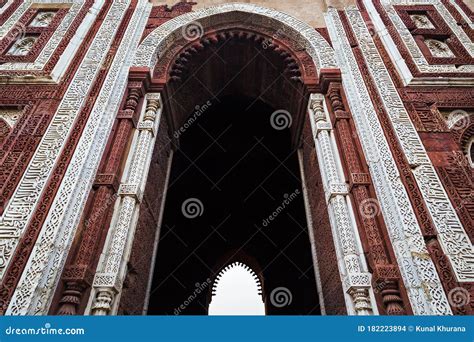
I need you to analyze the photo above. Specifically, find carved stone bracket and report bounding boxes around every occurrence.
[118,183,143,203]
[94,173,120,191]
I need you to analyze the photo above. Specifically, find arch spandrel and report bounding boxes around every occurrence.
[133,3,338,74]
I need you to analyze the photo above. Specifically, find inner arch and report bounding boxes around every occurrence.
[209,262,265,315]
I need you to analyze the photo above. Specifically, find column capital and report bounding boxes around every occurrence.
[118,183,143,202]
[326,182,349,202]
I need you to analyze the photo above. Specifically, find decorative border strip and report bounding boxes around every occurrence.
[132,3,337,74]
[308,94,377,315]
[0,1,98,220]
[7,0,150,315]
[451,0,474,30]
[0,1,19,17]
[346,7,474,282]
[325,8,452,314]
[326,83,410,314]
[0,0,124,281]
[86,93,162,315]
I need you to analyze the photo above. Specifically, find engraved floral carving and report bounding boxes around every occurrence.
[29,11,55,28]
[424,38,455,58]
[366,0,474,81]
[0,2,92,77]
[0,107,22,128]
[410,14,435,29]
[55,87,143,316]
[6,36,36,55]
[327,83,409,315]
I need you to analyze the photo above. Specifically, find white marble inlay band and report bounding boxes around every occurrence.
[326,7,452,314]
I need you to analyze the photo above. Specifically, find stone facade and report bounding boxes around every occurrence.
[0,0,472,315]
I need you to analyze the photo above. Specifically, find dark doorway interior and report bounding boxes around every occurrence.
[147,95,320,315]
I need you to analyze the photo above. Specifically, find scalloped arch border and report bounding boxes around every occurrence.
[211,261,263,298]
[133,3,337,74]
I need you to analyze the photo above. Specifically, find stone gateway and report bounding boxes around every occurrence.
[0,0,472,316]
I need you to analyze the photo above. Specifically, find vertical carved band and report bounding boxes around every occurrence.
[344,7,474,283]
[88,93,161,315]
[327,83,407,315]
[326,7,452,315]
[309,94,375,315]
[55,86,144,316]
[0,0,129,282]
[2,0,152,316]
